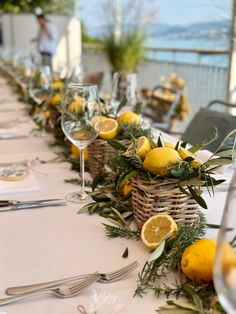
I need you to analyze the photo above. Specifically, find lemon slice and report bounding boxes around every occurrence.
[99,118,119,139]
[178,147,202,169]
[141,214,178,250]
[117,112,141,125]
[137,136,151,159]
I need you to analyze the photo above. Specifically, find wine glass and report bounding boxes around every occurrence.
[61,84,101,202]
[110,72,138,113]
[213,137,236,314]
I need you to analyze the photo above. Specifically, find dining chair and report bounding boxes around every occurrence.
[181,100,236,152]
[143,85,182,132]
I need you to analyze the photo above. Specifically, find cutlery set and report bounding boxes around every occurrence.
[0,261,139,305]
[0,198,66,211]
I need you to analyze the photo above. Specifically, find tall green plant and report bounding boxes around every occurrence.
[104,28,145,72]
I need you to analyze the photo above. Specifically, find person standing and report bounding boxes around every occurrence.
[32,11,58,69]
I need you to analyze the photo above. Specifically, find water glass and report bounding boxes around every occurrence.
[213,169,236,314]
[61,84,101,202]
[110,72,138,113]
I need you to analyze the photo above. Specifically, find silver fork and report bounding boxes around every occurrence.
[7,261,139,295]
[0,273,100,306]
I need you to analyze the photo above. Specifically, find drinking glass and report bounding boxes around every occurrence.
[213,137,236,314]
[39,65,51,90]
[61,84,101,202]
[110,72,138,113]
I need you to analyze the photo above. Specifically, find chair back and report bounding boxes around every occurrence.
[182,100,236,152]
[143,85,182,131]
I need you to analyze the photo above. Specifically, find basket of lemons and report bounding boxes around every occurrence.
[88,109,150,178]
[108,132,232,228]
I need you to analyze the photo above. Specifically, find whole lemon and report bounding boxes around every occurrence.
[49,94,63,105]
[43,110,51,119]
[181,238,216,283]
[143,147,182,176]
[117,112,141,125]
[122,181,132,196]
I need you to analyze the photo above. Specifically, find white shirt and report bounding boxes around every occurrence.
[37,21,58,55]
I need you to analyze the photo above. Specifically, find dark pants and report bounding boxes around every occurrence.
[40,52,52,69]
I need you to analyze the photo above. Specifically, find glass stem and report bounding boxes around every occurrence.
[80,148,85,195]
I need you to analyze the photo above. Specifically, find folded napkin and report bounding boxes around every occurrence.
[0,168,40,195]
[195,149,231,174]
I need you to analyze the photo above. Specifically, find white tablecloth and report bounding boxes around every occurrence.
[0,77,230,314]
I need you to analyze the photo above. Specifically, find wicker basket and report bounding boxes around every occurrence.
[88,139,131,178]
[131,176,200,228]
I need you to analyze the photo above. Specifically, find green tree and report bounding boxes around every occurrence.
[0,0,74,14]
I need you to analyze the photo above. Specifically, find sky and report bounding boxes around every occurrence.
[79,0,231,29]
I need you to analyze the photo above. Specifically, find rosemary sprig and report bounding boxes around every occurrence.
[64,178,92,187]
[103,223,140,239]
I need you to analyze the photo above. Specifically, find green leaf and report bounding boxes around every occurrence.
[92,172,108,191]
[157,135,165,147]
[106,139,127,151]
[134,101,142,114]
[204,157,232,167]
[117,170,139,188]
[167,300,197,311]
[187,186,207,209]
[180,141,188,149]
[116,98,128,115]
[122,247,129,258]
[184,156,195,162]
[174,141,180,150]
[148,240,166,262]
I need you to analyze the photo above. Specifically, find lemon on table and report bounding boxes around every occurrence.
[181,238,216,283]
[117,112,141,125]
[178,147,202,169]
[137,136,151,159]
[143,147,182,176]
[141,214,178,251]
[99,118,119,139]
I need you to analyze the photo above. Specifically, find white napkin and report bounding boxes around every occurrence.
[195,149,231,174]
[0,170,40,195]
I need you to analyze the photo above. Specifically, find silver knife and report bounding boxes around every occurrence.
[0,198,63,207]
[0,202,66,212]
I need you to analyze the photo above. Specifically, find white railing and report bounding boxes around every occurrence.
[82,43,229,129]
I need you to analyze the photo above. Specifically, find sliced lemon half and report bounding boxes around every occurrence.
[137,136,151,159]
[99,118,119,140]
[178,147,202,169]
[141,214,178,250]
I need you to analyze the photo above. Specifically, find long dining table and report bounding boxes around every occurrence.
[0,75,232,314]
